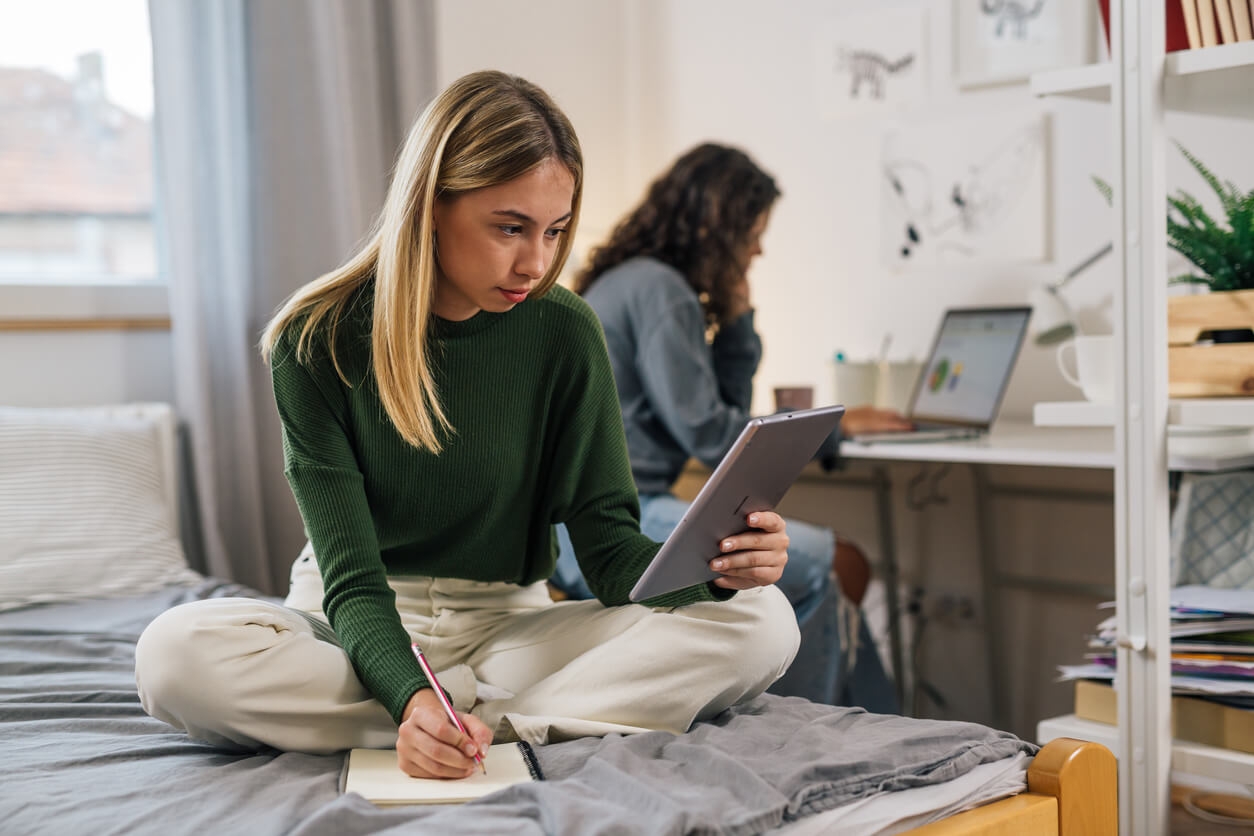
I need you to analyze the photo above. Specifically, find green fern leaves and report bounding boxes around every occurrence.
[1093,144,1254,291]
[1168,142,1254,291]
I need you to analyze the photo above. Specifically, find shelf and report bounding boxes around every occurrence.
[1029,62,1112,101]
[1031,402,1254,470]
[1037,713,1254,788]
[1031,41,1254,115]
[1169,39,1254,76]
[1173,398,1254,426]
[1035,399,1254,428]
[1033,401,1114,426]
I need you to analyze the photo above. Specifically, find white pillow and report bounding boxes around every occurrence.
[0,405,202,611]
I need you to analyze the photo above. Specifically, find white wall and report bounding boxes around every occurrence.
[433,0,1254,418]
[632,1,1254,419]
[10,1,1252,414]
[432,0,644,271]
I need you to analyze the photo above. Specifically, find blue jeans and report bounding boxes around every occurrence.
[552,494,898,712]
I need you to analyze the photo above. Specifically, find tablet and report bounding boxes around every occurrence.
[628,405,845,602]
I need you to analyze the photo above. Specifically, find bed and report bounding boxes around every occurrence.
[0,404,1116,835]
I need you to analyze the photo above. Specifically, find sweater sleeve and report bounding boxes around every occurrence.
[710,310,762,411]
[270,333,430,724]
[634,289,752,470]
[547,303,733,608]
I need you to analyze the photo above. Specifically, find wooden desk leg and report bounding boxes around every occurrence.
[971,464,1006,731]
[873,464,908,713]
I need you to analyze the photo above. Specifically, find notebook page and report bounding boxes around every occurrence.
[343,742,538,805]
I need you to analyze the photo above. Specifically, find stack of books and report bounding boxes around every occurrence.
[1099,1,1254,51]
[1059,585,1254,754]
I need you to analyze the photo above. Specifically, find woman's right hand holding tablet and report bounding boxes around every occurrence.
[710,510,789,590]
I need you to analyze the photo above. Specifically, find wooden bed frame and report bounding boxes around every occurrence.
[905,737,1117,835]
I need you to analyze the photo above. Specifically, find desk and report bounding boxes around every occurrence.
[842,421,1254,472]
[840,420,1254,724]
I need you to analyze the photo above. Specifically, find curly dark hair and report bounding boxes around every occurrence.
[573,143,780,326]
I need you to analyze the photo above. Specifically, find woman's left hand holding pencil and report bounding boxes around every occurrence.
[397,688,493,779]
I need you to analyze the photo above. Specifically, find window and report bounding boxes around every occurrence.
[0,0,157,287]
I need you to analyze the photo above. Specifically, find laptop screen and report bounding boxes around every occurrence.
[908,307,1032,427]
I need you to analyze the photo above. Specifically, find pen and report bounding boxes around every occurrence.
[411,643,486,774]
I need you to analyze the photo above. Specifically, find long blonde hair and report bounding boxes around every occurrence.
[260,71,583,453]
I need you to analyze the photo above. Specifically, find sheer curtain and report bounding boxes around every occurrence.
[149,0,436,593]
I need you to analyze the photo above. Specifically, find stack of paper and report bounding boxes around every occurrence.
[1059,586,1254,709]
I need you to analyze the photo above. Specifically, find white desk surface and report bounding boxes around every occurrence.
[840,420,1254,472]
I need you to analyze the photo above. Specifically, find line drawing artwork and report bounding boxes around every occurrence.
[838,49,916,100]
[955,0,1091,87]
[814,8,926,119]
[980,0,1046,39]
[881,114,1048,267]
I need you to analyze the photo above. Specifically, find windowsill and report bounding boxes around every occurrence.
[0,283,170,329]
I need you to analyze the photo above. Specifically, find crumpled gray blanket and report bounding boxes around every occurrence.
[0,581,1035,836]
[293,697,1034,836]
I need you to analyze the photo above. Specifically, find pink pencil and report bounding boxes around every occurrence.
[411,643,486,774]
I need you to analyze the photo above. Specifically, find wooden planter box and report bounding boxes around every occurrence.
[1168,289,1254,397]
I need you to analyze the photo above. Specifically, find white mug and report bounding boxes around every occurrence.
[1056,335,1115,403]
[833,361,878,407]
[875,361,924,412]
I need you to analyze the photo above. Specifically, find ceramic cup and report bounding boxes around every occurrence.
[875,361,924,413]
[773,386,814,412]
[833,362,878,408]
[1056,335,1115,403]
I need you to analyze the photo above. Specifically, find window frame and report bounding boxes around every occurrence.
[0,282,169,329]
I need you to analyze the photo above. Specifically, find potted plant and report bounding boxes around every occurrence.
[1164,144,1254,294]
[1096,144,1254,396]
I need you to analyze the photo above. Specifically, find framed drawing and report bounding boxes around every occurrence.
[813,7,927,120]
[954,0,1096,88]
[880,109,1051,268]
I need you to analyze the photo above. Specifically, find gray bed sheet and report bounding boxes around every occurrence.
[0,581,1036,836]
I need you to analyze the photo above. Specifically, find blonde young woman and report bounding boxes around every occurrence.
[134,71,800,780]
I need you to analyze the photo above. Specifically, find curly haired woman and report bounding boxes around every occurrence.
[551,143,907,711]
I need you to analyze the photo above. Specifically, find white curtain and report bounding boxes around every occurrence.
[149,0,436,593]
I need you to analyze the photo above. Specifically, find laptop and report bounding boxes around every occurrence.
[849,306,1032,444]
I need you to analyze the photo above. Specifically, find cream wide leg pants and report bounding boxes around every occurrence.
[135,545,800,754]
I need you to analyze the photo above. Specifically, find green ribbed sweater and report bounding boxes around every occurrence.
[270,283,729,724]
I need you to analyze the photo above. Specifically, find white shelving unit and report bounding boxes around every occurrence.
[1029,62,1111,101]
[1031,15,1254,835]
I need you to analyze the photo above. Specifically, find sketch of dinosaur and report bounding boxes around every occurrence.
[980,0,1046,39]
[837,49,915,99]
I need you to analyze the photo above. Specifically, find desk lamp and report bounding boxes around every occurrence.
[1028,242,1113,345]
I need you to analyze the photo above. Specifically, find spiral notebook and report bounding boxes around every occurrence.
[341,742,542,805]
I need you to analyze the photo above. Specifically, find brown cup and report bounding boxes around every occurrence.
[773,386,814,412]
